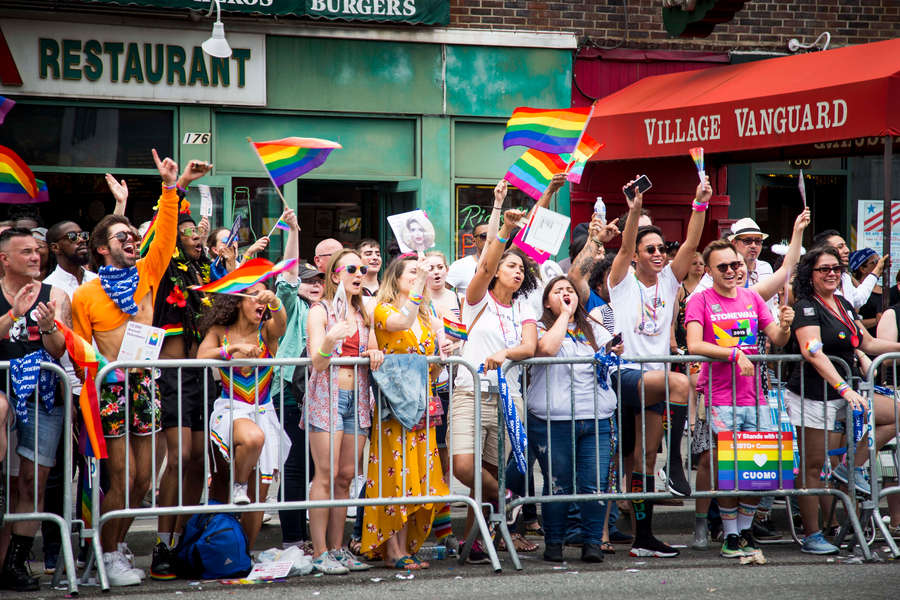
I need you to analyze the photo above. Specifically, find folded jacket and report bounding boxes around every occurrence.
[369,353,428,430]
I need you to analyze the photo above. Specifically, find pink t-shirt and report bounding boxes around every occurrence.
[684,286,774,407]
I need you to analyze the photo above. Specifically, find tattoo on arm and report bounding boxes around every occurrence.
[578,255,593,276]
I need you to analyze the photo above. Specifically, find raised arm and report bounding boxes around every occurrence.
[670,176,712,281]
[752,208,810,301]
[106,173,128,217]
[568,214,619,302]
[280,209,300,285]
[487,180,506,242]
[465,208,527,306]
[608,177,645,289]
[380,257,429,332]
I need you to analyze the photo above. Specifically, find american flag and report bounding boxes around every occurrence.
[863,201,900,232]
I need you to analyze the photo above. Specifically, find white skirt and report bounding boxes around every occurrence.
[209,397,291,482]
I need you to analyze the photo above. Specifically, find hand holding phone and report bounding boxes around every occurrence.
[623,174,653,201]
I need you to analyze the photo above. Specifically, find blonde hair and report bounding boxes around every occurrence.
[425,249,448,267]
[375,256,433,325]
[324,248,370,326]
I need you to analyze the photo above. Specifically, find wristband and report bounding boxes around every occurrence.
[317,348,333,358]
[496,235,509,244]
[163,183,177,190]
[492,204,504,210]
[833,381,851,397]
[177,185,187,194]
[729,348,737,362]
[267,299,283,311]
[692,200,709,212]
[39,323,58,335]
[219,345,232,360]
[408,293,423,305]
[6,308,19,321]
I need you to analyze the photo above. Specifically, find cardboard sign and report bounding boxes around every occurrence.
[717,431,794,491]
[116,321,166,362]
[387,209,435,254]
[523,206,570,256]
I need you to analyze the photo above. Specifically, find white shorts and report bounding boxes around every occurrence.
[209,397,291,483]
[784,389,846,432]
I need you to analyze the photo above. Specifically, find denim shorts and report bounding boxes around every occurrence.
[15,400,65,467]
[709,404,777,437]
[309,389,369,435]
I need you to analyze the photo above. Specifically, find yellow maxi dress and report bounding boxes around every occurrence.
[361,303,449,558]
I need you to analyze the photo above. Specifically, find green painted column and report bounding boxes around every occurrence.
[178,106,212,166]
[421,115,452,258]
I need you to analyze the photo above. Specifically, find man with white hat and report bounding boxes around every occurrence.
[690,217,774,298]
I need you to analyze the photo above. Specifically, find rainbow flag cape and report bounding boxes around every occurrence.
[56,320,109,459]
[192,257,297,294]
[504,149,570,201]
[443,317,468,341]
[0,95,14,125]
[565,133,604,184]
[503,106,592,154]
[251,137,342,186]
[0,145,48,204]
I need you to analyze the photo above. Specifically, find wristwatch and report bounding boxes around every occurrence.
[39,323,58,335]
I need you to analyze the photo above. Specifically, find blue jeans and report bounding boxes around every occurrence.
[528,414,613,546]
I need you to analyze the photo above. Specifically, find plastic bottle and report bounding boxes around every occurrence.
[594,196,606,225]
[417,545,447,560]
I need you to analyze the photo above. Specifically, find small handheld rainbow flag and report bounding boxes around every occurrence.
[251,137,342,186]
[443,317,468,341]
[57,320,109,459]
[266,216,291,238]
[565,133,604,184]
[503,106,592,155]
[0,145,48,204]
[0,95,15,125]
[504,149,570,201]
[192,257,298,295]
[689,147,705,182]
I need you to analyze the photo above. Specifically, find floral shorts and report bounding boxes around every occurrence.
[99,371,161,437]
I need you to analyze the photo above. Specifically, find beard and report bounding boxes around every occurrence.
[65,249,91,266]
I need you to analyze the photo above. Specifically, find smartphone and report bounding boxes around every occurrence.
[623,174,652,200]
[190,160,210,172]
[609,332,623,347]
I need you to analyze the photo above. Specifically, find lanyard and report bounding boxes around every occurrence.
[493,295,520,348]
[813,293,859,348]
[635,272,661,335]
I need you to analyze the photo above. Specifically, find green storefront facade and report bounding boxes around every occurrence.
[0,7,575,262]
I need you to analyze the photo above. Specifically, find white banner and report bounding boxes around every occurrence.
[0,20,266,106]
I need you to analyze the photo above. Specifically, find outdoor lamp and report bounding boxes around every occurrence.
[202,0,232,59]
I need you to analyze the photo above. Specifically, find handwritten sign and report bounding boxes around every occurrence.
[523,207,570,256]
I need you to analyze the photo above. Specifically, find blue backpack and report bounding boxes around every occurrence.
[174,506,252,579]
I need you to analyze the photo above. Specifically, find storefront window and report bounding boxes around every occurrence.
[454,184,534,260]
[231,178,285,262]
[0,104,173,168]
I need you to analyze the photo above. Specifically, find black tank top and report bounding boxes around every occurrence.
[0,282,52,361]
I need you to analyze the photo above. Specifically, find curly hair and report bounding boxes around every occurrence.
[198,282,272,333]
[539,275,599,350]
[792,245,842,301]
[488,247,539,300]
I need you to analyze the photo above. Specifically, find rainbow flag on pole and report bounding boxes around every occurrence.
[502,106,592,154]
[565,133,604,184]
[251,137,342,186]
[443,317,468,341]
[0,145,49,204]
[504,149,570,201]
[192,257,297,295]
[0,95,15,125]
[57,320,109,459]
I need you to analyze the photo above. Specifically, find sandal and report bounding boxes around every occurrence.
[388,555,422,570]
[349,537,362,555]
[601,541,615,554]
[497,532,539,552]
[410,554,430,569]
[524,522,545,537]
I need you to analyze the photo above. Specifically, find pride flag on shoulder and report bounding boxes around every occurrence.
[503,106,592,154]
[504,149,570,201]
[250,137,342,186]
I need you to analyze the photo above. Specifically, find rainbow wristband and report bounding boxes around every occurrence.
[692,200,709,212]
[833,381,851,397]
[317,348,333,358]
[408,293,423,305]
[729,347,737,362]
[496,235,509,244]
[219,345,232,360]
[163,183,177,190]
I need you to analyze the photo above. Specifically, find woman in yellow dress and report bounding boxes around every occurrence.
[362,255,450,569]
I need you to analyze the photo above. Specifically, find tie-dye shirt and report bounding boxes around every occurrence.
[684,286,774,407]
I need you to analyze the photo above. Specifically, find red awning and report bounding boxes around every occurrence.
[586,38,900,162]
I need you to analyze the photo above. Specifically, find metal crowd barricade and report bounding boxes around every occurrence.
[1,361,78,594]
[863,352,900,558]
[83,355,499,590]
[496,353,870,569]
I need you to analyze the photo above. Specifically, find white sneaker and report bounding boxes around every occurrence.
[233,482,251,505]
[331,548,371,571]
[118,542,145,579]
[311,551,349,575]
[103,551,141,587]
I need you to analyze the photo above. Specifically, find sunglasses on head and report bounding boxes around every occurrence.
[108,231,138,244]
[63,231,90,242]
[714,261,744,274]
[644,244,667,255]
[813,265,845,274]
[335,264,368,275]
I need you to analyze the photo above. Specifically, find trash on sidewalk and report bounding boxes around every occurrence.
[254,546,313,576]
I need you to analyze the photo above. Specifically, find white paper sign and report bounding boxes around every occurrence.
[387,209,436,254]
[247,560,292,580]
[856,199,900,282]
[523,206,571,256]
[116,321,166,362]
[198,185,213,217]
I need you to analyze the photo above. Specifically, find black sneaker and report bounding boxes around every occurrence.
[581,543,604,563]
[629,536,679,558]
[739,528,758,555]
[662,465,692,497]
[465,540,491,565]
[751,515,781,541]
[708,516,724,542]
[720,534,743,558]
[543,543,564,563]
[150,542,176,581]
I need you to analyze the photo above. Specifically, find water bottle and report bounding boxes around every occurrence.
[852,409,864,444]
[594,196,606,225]
[417,545,446,560]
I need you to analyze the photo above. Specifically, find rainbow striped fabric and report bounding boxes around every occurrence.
[273,217,290,232]
[565,133,604,184]
[0,145,48,204]
[0,95,14,125]
[57,320,109,459]
[504,149,570,201]
[503,106,592,154]
[252,137,342,186]
[192,257,297,295]
[443,316,468,341]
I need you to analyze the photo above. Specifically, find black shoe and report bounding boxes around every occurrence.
[664,465,692,497]
[739,528,758,555]
[751,515,781,541]
[465,540,491,565]
[150,542,176,580]
[543,543,564,562]
[720,534,744,558]
[581,543,604,563]
[629,536,679,558]
[564,533,584,548]
[0,535,39,591]
[608,530,633,544]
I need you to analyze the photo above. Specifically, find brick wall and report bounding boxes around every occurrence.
[449,1,900,51]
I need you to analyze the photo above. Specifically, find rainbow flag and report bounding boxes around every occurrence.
[192,257,297,295]
[565,133,604,184]
[0,145,48,203]
[274,218,290,232]
[0,95,14,125]
[251,137,342,186]
[443,317,468,341]
[504,149,570,201]
[502,106,592,154]
[56,320,109,459]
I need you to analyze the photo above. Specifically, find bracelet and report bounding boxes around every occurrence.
[729,348,739,362]
[219,345,232,360]
[833,381,851,397]
[267,299,283,311]
[177,185,187,194]
[317,348,333,358]
[692,200,709,212]
[492,204,504,210]
[163,183,177,190]
[496,235,509,244]
[408,293,423,305]
[39,323,58,335]
[6,308,19,321]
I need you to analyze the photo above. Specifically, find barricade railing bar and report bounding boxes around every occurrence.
[1,361,78,594]
[496,353,870,569]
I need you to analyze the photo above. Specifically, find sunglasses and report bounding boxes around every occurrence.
[735,237,763,246]
[714,261,744,274]
[644,244,667,255]
[179,226,200,237]
[62,231,90,242]
[813,265,845,274]
[335,264,369,275]
[108,231,139,244]
[476,233,488,240]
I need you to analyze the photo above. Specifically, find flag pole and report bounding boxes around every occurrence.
[247,136,290,210]
[564,101,597,174]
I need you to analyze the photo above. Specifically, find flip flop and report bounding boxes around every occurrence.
[389,556,422,570]
[524,522,545,537]
[601,541,615,554]
[410,555,430,569]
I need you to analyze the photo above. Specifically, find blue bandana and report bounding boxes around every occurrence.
[99,265,140,315]
[10,348,57,421]
[479,365,528,474]
[593,349,620,391]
